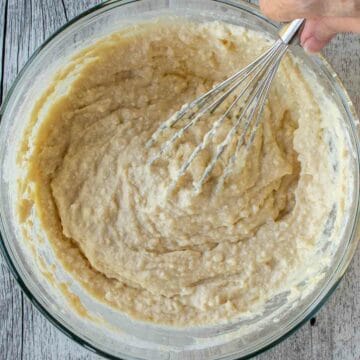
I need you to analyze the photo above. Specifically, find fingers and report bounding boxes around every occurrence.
[300,17,360,52]
[300,19,336,52]
[259,0,360,52]
[260,0,360,22]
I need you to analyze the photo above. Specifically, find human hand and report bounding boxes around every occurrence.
[259,0,360,52]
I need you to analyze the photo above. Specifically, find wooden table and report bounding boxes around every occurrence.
[0,1,359,359]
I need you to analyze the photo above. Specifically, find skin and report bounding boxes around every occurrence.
[260,0,360,52]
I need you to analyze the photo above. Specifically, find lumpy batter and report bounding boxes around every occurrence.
[19,21,346,325]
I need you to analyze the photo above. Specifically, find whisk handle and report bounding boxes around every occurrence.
[278,19,305,45]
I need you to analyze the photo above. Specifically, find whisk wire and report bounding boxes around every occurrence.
[147,40,283,152]
[174,41,286,187]
[149,41,285,166]
[147,19,304,192]
[193,44,288,191]
[218,45,288,189]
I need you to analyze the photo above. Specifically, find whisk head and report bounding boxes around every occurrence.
[147,38,289,193]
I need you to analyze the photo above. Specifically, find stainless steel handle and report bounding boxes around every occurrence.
[278,19,305,45]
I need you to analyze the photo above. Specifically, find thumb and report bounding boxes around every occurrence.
[301,17,360,52]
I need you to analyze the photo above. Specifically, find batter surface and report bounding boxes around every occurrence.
[19,21,345,325]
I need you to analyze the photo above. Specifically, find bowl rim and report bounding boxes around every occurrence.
[0,0,359,359]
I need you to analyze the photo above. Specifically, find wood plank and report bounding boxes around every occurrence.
[0,0,7,102]
[0,263,23,360]
[0,0,24,358]
[319,34,360,360]
[62,0,101,21]
[323,33,360,113]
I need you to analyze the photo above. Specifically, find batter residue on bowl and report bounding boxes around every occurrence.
[18,21,349,325]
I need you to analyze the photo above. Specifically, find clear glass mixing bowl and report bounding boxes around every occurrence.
[0,1,359,359]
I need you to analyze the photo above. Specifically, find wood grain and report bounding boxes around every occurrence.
[0,1,359,359]
[1,1,23,359]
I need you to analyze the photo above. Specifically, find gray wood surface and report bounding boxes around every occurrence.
[0,1,359,359]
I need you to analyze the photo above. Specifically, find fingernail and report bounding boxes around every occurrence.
[301,37,318,54]
[301,38,311,52]
[302,39,312,53]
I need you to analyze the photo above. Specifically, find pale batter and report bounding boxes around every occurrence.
[18,21,347,325]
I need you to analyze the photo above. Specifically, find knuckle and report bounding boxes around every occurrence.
[259,0,285,20]
[260,0,309,20]
[326,0,360,17]
[348,0,360,14]
[300,0,318,10]
[259,0,274,17]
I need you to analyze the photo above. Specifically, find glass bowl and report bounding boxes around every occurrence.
[0,0,359,359]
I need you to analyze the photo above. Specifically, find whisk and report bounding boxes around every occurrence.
[147,19,304,192]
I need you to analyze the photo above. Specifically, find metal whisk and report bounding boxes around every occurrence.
[147,19,304,192]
